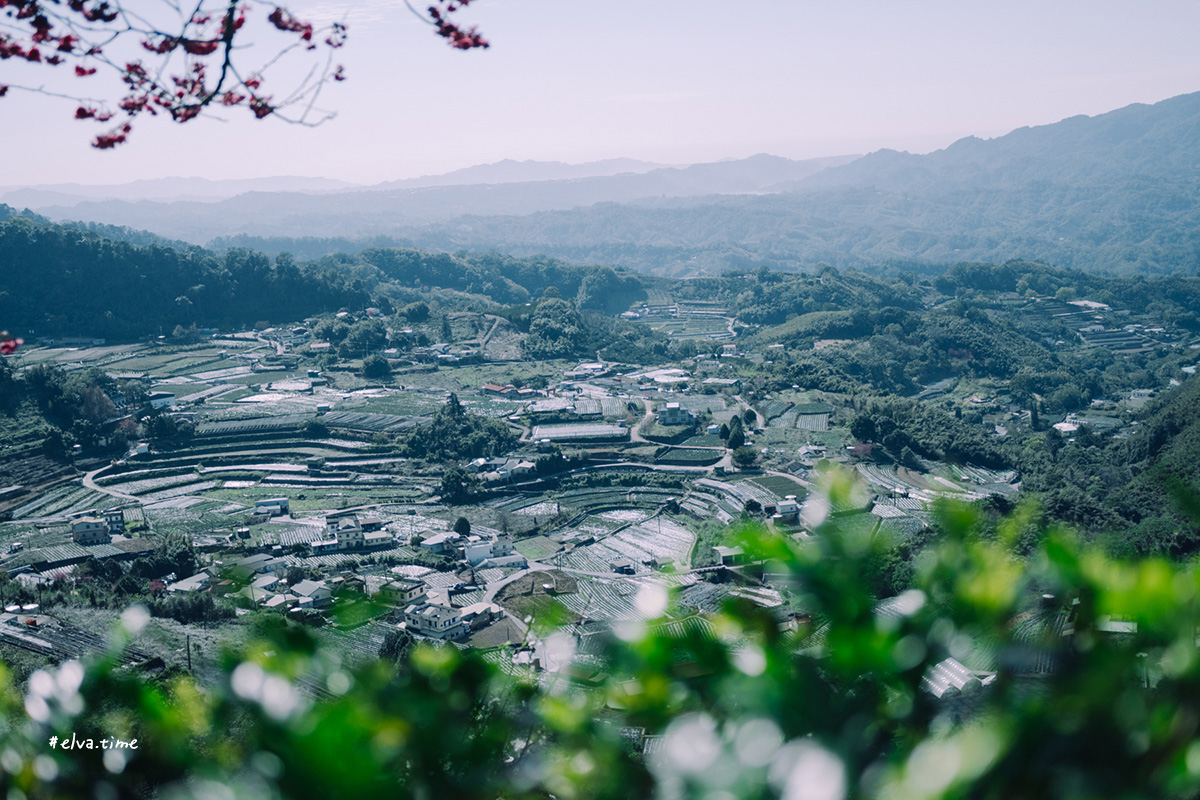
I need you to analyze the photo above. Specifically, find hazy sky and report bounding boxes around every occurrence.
[2,0,1199,186]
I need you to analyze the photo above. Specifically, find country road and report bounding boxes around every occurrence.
[82,468,141,503]
[627,398,656,444]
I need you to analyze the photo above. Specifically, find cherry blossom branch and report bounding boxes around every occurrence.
[403,0,488,50]
[1,0,486,148]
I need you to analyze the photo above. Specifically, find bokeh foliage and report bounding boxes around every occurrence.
[5,470,1200,799]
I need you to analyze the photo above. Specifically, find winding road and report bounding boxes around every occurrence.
[82,467,141,504]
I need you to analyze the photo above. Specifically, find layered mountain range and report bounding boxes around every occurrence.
[10,90,1200,275]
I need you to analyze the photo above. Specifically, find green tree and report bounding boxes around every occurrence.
[731,445,758,468]
[361,354,391,379]
[727,416,746,449]
[379,628,414,661]
[524,296,585,359]
[406,394,516,461]
[400,301,430,322]
[439,466,477,504]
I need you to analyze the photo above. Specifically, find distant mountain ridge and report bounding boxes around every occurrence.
[29,153,859,245]
[0,175,362,209]
[394,91,1200,275]
[786,91,1200,193]
[0,159,662,208]
[368,157,667,190]
[25,90,1200,275]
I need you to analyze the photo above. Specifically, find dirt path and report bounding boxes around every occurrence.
[480,316,502,350]
[628,398,656,444]
[83,468,142,504]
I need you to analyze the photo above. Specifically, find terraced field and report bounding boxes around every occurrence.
[636,314,732,339]
[654,448,722,466]
[745,474,808,500]
[558,516,695,574]
[854,463,1004,505]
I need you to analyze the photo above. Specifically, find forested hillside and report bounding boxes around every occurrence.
[0,216,370,338]
[0,217,648,338]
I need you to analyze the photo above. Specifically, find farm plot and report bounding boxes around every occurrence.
[561,517,695,573]
[746,474,808,500]
[615,518,694,565]
[316,621,397,664]
[461,397,529,419]
[270,486,429,505]
[681,434,724,447]
[0,614,155,666]
[761,400,792,421]
[176,384,243,404]
[697,477,776,510]
[514,501,559,517]
[142,503,241,535]
[143,496,209,511]
[233,392,330,415]
[275,527,326,547]
[856,464,991,505]
[390,564,434,580]
[676,582,733,613]
[57,489,111,517]
[598,509,649,525]
[637,315,732,339]
[728,586,784,608]
[758,427,846,450]
[560,573,697,620]
[139,481,221,503]
[598,397,630,417]
[354,392,453,417]
[531,423,628,441]
[655,448,722,467]
[876,515,927,542]
[322,411,427,434]
[283,540,406,570]
[557,578,640,619]
[104,353,196,374]
[514,536,560,560]
[768,403,832,433]
[794,413,830,432]
[944,464,1020,489]
[8,484,92,519]
[468,567,502,586]
[45,606,246,690]
[191,365,255,381]
[677,396,728,414]
[573,398,601,416]
[195,414,312,436]
[557,487,680,515]
[100,472,205,494]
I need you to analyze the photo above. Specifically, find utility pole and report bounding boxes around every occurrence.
[186,633,192,673]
